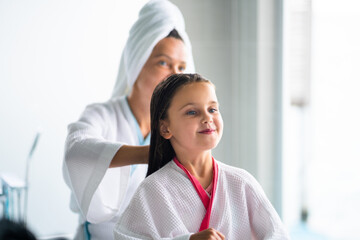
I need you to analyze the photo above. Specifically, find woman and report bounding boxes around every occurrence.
[62,1,195,239]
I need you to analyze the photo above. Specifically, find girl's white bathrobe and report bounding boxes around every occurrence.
[114,160,290,240]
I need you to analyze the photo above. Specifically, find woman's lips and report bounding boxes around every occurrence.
[199,129,215,134]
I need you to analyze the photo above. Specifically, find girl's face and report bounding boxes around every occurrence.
[135,37,187,97]
[160,82,223,155]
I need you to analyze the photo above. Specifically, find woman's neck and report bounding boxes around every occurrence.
[176,151,213,189]
[127,88,151,138]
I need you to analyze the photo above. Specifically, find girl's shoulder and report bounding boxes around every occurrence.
[136,161,184,193]
[217,160,251,178]
[216,160,262,190]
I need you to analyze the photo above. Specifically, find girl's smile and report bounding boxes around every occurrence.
[198,128,216,134]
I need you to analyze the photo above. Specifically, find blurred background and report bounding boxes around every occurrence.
[0,0,359,239]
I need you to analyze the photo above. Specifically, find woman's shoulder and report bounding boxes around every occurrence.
[78,96,126,121]
[85,96,124,112]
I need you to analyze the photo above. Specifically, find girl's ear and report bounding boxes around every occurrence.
[159,120,172,139]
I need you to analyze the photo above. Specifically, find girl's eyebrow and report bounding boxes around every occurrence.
[178,101,218,110]
[179,103,195,110]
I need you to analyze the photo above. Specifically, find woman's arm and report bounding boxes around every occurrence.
[109,145,149,168]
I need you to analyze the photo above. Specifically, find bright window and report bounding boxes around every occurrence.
[283,0,360,239]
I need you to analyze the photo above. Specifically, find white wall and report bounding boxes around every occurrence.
[0,0,146,237]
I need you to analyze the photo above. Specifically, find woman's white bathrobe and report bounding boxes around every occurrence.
[63,96,149,239]
[114,160,290,240]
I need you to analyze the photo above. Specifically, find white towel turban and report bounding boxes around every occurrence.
[111,0,195,98]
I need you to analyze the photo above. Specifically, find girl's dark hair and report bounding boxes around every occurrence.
[146,73,211,177]
[166,29,183,41]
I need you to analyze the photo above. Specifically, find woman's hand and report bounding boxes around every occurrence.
[189,228,225,240]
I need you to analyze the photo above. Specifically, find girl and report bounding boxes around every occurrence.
[114,74,289,240]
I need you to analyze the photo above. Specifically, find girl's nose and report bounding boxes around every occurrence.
[202,112,213,124]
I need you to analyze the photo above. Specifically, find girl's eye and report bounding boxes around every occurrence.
[209,108,218,113]
[159,61,167,66]
[186,110,196,115]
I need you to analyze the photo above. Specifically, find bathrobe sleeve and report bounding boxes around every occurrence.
[63,100,132,223]
[241,170,290,239]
